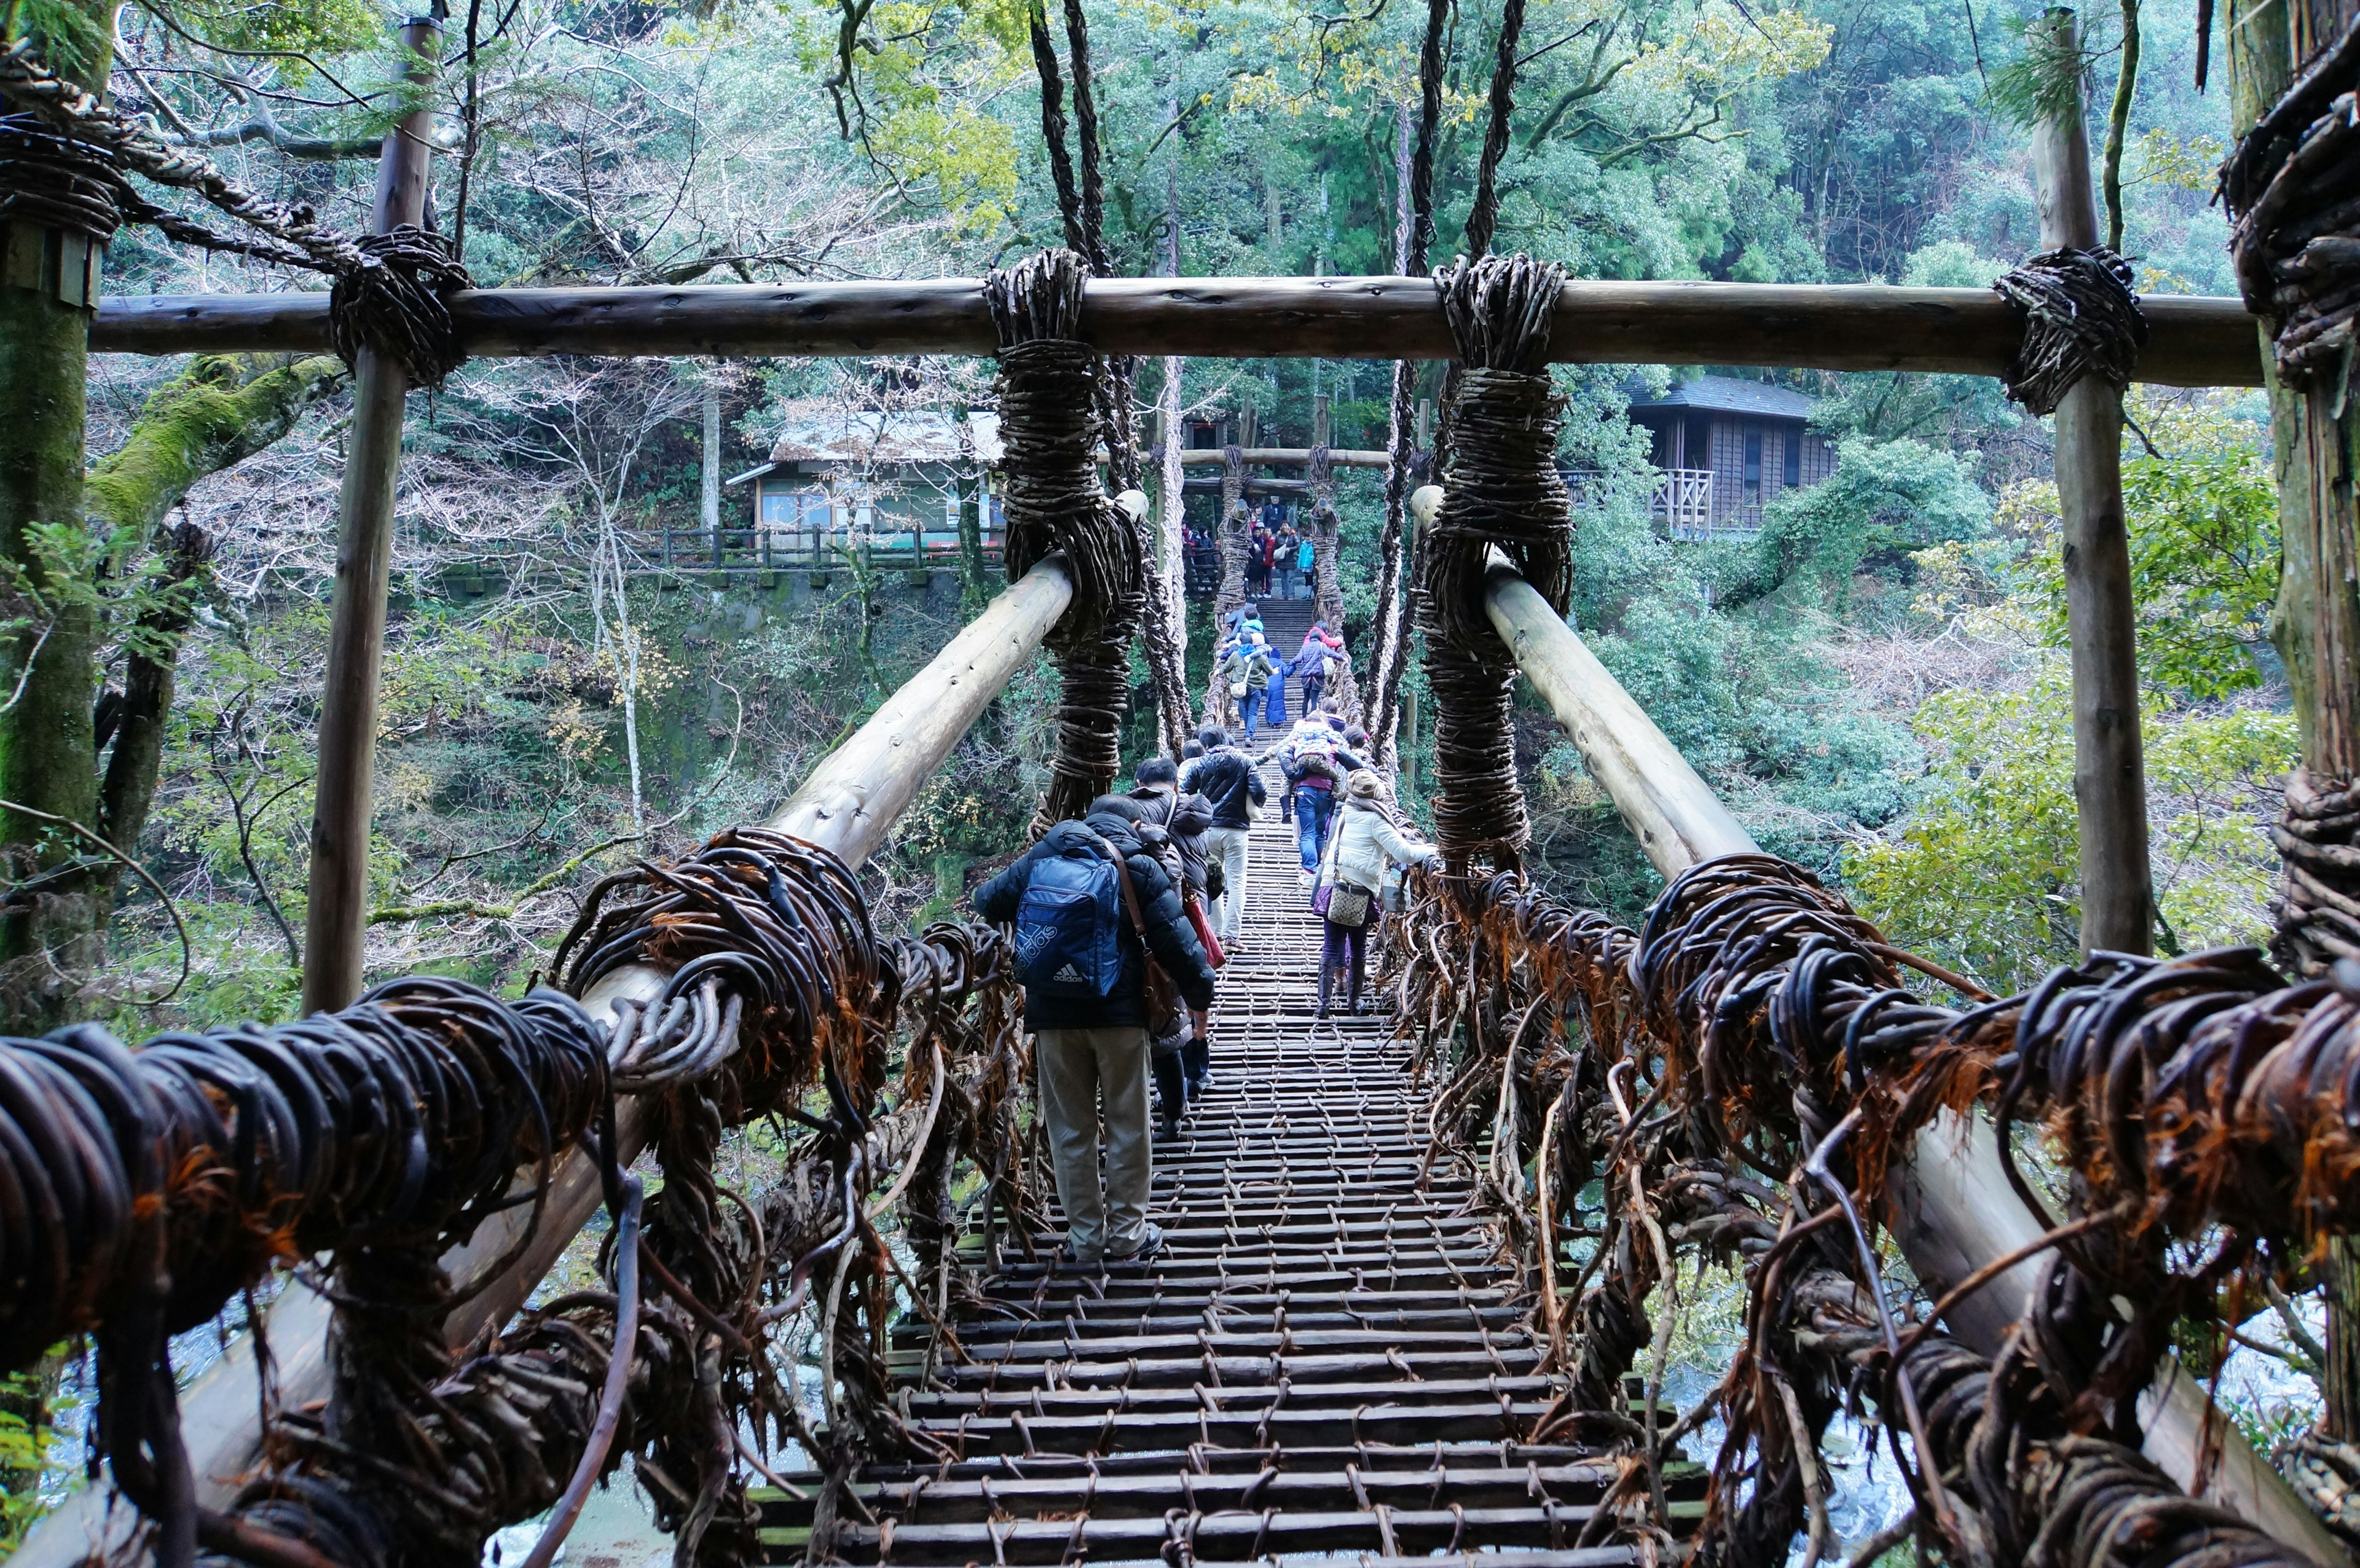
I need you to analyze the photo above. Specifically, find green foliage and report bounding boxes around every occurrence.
[163,0,385,60]
[1984,9,2091,133]
[2,0,107,79]
[1750,436,1991,606]
[1846,661,2294,995]
[2016,397,2280,699]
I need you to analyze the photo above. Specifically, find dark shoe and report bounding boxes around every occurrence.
[1055,1241,1102,1269]
[1107,1222,1165,1263]
[1157,1113,1181,1141]
[1316,1005,1331,1020]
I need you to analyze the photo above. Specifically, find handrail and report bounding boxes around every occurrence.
[88,276,2264,386]
[13,557,1076,1566]
[1478,556,2345,1564]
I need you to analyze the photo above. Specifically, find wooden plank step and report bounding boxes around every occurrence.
[768,1501,1705,1564]
[932,1327,1536,1365]
[901,1346,1544,1389]
[755,1460,1710,1527]
[905,1398,1559,1456]
[809,1441,1657,1486]
[896,1304,1527,1350]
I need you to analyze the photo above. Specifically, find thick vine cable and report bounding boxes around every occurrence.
[1025,2,1192,755]
[1366,0,1452,767]
[1417,253,1570,872]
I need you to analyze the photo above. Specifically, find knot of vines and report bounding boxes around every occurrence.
[327,225,475,390]
[1417,252,1573,870]
[1991,246,2146,415]
[2268,765,2360,976]
[0,111,121,241]
[986,248,1143,831]
[2222,20,2360,385]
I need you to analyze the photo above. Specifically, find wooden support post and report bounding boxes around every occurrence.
[2031,7,2153,957]
[299,16,441,1015]
[0,0,115,1032]
[13,560,1077,1566]
[1313,394,1331,447]
[1484,547,2340,1561]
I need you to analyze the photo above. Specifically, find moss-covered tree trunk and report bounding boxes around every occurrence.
[0,1,114,1032]
[2231,0,2360,1446]
[88,355,346,907]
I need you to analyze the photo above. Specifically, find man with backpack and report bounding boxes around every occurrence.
[1187,724,1264,948]
[975,791,1216,1266]
[1097,758,1225,1137]
[1278,704,1366,882]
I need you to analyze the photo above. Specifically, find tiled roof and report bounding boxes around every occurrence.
[1625,374,1815,419]
[765,403,1000,465]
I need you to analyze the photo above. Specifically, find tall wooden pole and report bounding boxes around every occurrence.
[301,16,441,1014]
[2030,7,2153,957]
[2228,0,2360,1447]
[0,0,114,1032]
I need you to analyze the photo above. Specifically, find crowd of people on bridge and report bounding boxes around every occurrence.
[972,656,1435,1268]
[1214,603,1349,742]
[1243,498,1318,600]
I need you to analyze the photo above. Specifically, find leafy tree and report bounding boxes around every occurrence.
[1745,434,1991,608]
[1846,664,2295,995]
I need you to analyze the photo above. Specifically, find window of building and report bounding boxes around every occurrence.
[1743,430,1763,503]
[1683,414,1711,470]
[1782,429,1801,488]
[761,487,830,529]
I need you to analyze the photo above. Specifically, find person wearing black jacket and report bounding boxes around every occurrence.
[1182,725,1264,948]
[974,798,1218,1265]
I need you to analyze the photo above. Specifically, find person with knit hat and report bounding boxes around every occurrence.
[1312,769,1436,1017]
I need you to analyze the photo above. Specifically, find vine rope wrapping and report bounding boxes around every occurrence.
[1388,849,2360,1568]
[0,42,474,382]
[1417,253,1573,869]
[1305,445,1361,721]
[987,249,1144,832]
[2222,18,2360,385]
[1991,247,2146,415]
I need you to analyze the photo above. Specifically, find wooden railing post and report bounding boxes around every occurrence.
[2031,6,2154,957]
[299,15,441,1014]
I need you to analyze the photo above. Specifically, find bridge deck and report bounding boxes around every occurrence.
[758,747,1686,1564]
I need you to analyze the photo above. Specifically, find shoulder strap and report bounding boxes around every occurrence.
[1072,823,1150,939]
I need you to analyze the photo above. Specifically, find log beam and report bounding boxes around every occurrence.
[13,558,1076,1567]
[1482,560,1755,874]
[1171,447,1392,467]
[89,277,2264,386]
[1482,555,2340,1562]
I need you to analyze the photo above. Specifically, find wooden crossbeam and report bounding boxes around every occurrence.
[88,276,2264,385]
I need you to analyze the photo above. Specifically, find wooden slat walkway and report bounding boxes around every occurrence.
[757,744,1687,1564]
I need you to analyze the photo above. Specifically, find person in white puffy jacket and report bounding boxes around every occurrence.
[1313,769,1437,1017]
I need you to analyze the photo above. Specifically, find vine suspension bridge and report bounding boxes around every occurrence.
[11,7,2360,1567]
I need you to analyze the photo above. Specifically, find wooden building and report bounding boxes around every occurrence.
[725,403,1002,565]
[1624,375,1835,538]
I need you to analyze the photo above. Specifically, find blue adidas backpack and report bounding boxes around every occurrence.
[1013,844,1127,997]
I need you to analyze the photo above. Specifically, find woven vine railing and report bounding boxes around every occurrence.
[1385,855,2360,1568]
[0,828,1030,1568]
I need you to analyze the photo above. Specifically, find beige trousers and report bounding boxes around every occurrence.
[1205,825,1252,941]
[1034,1025,1152,1258]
